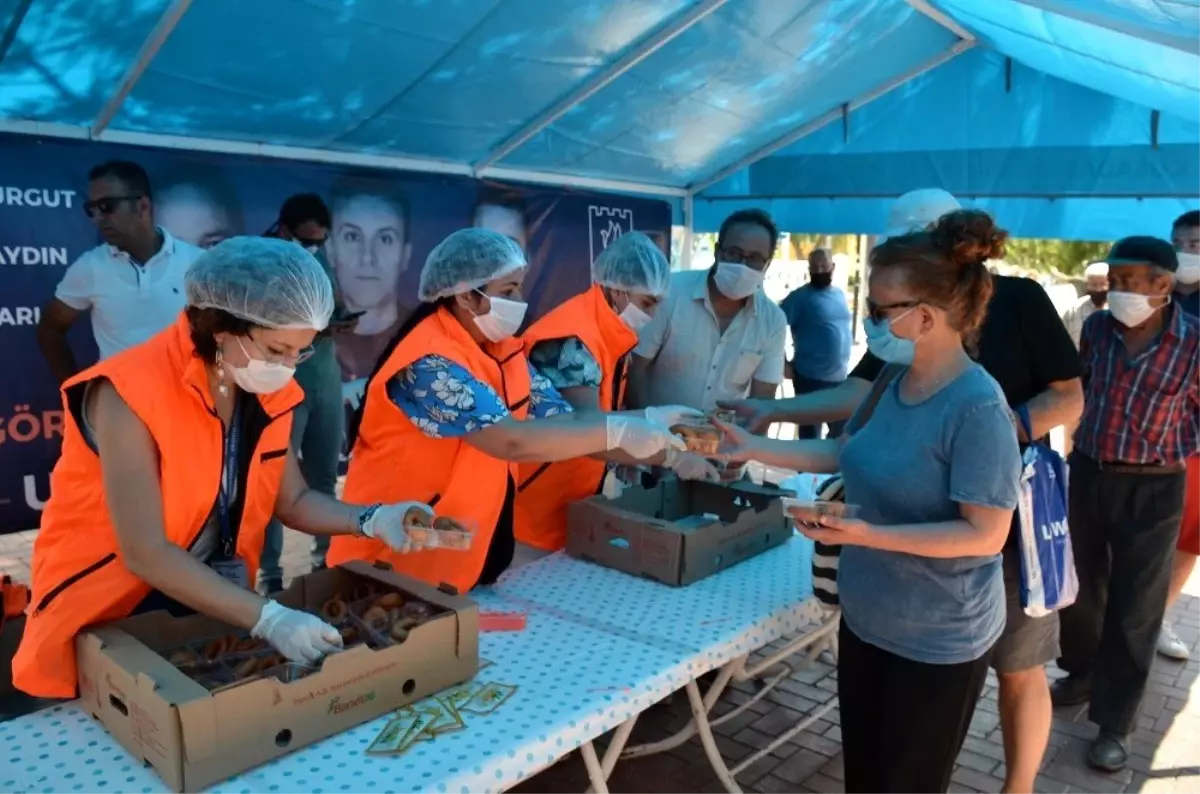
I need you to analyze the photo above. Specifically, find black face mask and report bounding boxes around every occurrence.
[810,273,833,289]
[1088,290,1107,307]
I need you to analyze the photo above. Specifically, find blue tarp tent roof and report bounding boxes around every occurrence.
[1,0,1196,240]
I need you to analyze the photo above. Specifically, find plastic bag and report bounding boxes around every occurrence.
[1014,407,1078,618]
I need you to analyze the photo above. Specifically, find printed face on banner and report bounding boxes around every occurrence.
[328,194,412,321]
[588,206,634,264]
[474,202,529,254]
[156,183,242,249]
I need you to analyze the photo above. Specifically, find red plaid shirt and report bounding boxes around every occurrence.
[1075,304,1200,466]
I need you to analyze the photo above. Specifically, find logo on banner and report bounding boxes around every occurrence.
[588,206,634,264]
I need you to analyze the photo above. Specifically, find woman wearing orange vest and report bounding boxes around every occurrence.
[327,229,687,592]
[516,232,720,553]
[14,238,434,699]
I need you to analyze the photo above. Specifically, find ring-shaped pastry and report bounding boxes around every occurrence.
[320,597,349,623]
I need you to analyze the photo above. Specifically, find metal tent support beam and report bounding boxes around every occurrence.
[0,119,688,198]
[0,0,34,68]
[904,0,976,42]
[687,38,975,196]
[472,0,730,174]
[90,0,192,137]
[681,194,695,269]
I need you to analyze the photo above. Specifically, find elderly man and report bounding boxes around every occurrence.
[1054,236,1199,772]
[629,209,786,413]
[780,248,853,438]
[1062,262,1110,347]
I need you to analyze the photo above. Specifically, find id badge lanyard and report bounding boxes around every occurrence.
[215,397,244,559]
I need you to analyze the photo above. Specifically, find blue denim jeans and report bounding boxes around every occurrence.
[257,342,343,586]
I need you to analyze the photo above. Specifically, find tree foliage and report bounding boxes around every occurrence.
[1003,239,1110,277]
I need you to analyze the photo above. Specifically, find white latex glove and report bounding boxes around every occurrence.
[606,415,686,459]
[251,600,342,664]
[663,447,721,482]
[361,502,435,554]
[644,404,705,427]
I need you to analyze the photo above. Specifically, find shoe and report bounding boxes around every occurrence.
[1157,621,1191,661]
[1050,674,1092,707]
[1087,730,1129,772]
[256,578,283,597]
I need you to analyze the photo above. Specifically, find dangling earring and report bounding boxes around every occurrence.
[215,348,229,397]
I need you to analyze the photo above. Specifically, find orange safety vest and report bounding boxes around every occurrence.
[327,307,531,593]
[13,314,300,698]
[514,284,637,551]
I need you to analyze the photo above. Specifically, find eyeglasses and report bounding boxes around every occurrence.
[247,334,315,366]
[866,300,921,324]
[716,246,770,270]
[83,195,143,219]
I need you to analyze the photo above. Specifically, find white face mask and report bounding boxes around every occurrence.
[618,298,653,332]
[1107,290,1166,328]
[472,290,528,342]
[713,261,765,300]
[1176,251,1200,285]
[229,338,295,394]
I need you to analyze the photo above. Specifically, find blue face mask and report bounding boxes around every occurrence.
[864,309,918,365]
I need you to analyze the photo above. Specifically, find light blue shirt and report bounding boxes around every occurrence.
[837,364,1021,665]
[780,285,853,382]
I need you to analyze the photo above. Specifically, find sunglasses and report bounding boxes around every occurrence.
[83,195,143,219]
[295,236,327,254]
[866,300,921,324]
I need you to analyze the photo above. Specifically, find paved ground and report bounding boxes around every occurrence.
[2,527,1197,793]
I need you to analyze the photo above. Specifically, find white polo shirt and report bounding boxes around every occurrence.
[634,268,787,411]
[55,229,202,360]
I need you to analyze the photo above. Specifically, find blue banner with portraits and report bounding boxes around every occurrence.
[0,133,670,533]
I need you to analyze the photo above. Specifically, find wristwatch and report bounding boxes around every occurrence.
[356,503,383,536]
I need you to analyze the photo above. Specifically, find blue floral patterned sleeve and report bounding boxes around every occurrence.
[387,355,508,438]
[526,362,574,419]
[387,354,573,438]
[528,337,603,391]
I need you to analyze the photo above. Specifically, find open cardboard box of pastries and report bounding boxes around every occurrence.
[75,560,478,792]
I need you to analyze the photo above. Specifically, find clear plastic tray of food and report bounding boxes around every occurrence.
[779,498,861,520]
[404,515,476,551]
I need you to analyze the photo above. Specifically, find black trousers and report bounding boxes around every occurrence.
[1059,452,1185,735]
[791,374,847,440]
[838,621,993,793]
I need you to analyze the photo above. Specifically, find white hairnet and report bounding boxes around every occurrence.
[591,231,669,295]
[186,236,334,330]
[418,228,526,301]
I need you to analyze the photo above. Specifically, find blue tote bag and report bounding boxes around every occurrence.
[1014,406,1079,617]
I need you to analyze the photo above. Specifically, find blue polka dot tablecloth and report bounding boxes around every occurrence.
[495,536,823,673]
[0,538,821,794]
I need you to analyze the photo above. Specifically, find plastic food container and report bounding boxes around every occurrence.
[406,516,476,551]
[780,498,862,521]
[670,421,721,456]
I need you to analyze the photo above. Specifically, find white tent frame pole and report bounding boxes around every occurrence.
[681,193,695,270]
[686,38,974,196]
[90,0,192,137]
[0,119,687,198]
[472,0,729,174]
[1009,0,1198,53]
[904,0,976,42]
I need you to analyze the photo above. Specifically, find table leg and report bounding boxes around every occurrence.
[685,679,742,794]
[582,714,639,794]
[580,741,610,794]
[620,659,738,758]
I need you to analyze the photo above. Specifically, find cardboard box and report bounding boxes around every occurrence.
[567,479,792,586]
[75,561,478,792]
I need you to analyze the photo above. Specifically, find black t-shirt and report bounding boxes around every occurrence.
[851,275,1082,409]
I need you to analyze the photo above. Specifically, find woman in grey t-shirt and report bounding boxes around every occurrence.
[717,210,1022,793]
